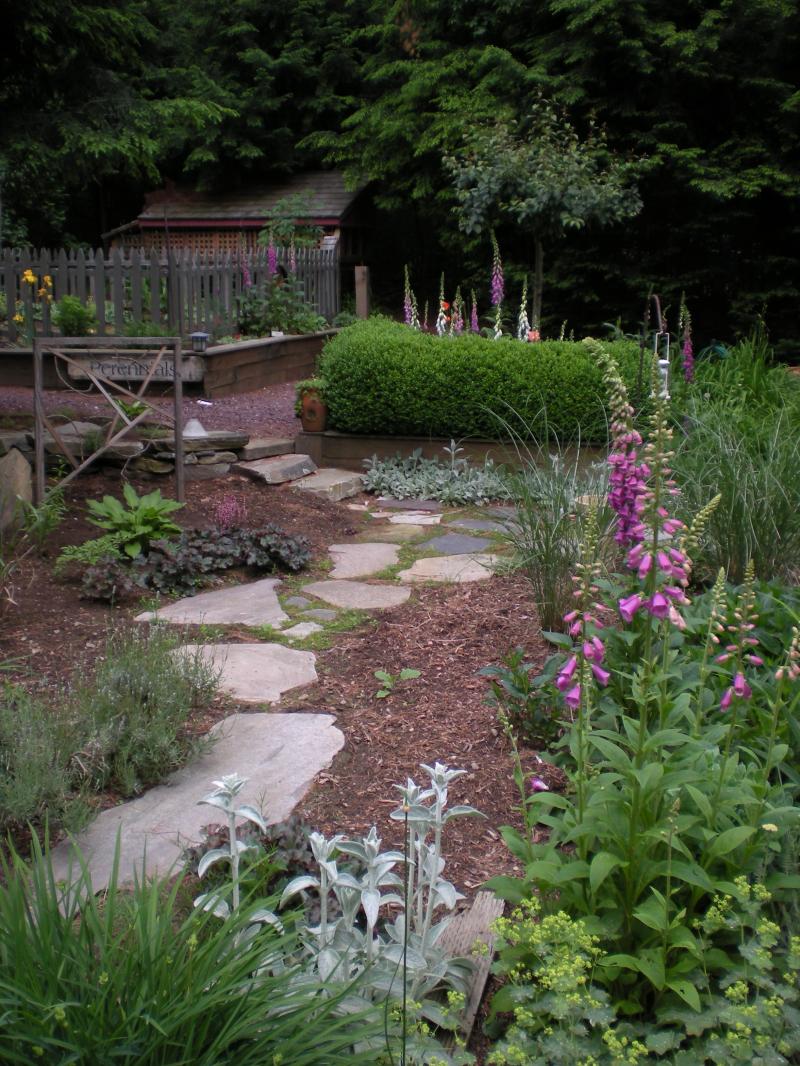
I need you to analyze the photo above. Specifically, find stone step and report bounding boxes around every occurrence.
[239,436,296,461]
[232,454,317,485]
[292,467,362,502]
[49,712,344,893]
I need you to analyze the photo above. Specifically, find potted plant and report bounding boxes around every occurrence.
[295,378,328,432]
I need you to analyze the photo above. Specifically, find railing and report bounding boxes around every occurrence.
[0,245,340,341]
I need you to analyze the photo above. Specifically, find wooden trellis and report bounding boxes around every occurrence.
[32,337,187,503]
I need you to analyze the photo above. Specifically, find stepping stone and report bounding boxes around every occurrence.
[282,622,323,640]
[487,506,518,519]
[360,525,426,543]
[179,643,317,703]
[284,595,312,608]
[446,517,509,534]
[240,437,295,461]
[293,468,362,502]
[167,430,250,452]
[233,454,317,485]
[135,577,288,627]
[184,462,230,481]
[420,533,493,555]
[50,712,344,892]
[329,542,399,578]
[398,554,499,584]
[388,513,442,526]
[304,579,411,610]
[302,608,338,622]
[376,498,442,512]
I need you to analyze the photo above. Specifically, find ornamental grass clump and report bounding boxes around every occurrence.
[486,341,800,1061]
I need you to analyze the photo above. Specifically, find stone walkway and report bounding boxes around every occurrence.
[61,489,514,891]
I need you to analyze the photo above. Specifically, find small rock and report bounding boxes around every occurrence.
[233,454,317,485]
[131,457,174,474]
[0,448,32,531]
[285,595,312,608]
[302,608,338,622]
[198,451,238,464]
[282,622,323,640]
[240,437,296,461]
[293,468,363,502]
[183,463,230,481]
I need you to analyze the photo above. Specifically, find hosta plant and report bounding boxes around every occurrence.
[86,483,183,558]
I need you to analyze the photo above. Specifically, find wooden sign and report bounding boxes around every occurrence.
[67,353,205,382]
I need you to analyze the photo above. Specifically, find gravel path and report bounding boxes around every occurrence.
[0,382,301,439]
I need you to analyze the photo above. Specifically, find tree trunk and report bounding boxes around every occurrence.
[532,238,544,330]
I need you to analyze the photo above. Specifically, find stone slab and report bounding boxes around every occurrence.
[398,553,499,584]
[446,517,509,534]
[233,454,317,485]
[387,513,442,526]
[0,430,29,457]
[359,524,427,543]
[282,622,323,640]
[376,498,442,512]
[50,712,344,891]
[135,577,288,627]
[198,450,238,464]
[304,579,411,610]
[0,448,32,531]
[183,462,230,481]
[162,430,250,452]
[284,595,312,608]
[302,608,338,622]
[240,437,296,461]
[179,643,317,702]
[293,468,363,502]
[420,532,493,555]
[329,542,399,578]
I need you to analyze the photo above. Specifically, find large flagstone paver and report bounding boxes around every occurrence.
[293,468,363,501]
[376,498,442,512]
[420,532,493,555]
[50,713,344,891]
[386,513,442,526]
[304,579,411,610]
[329,542,399,578]
[358,524,427,543]
[446,517,509,534]
[135,578,288,627]
[397,553,499,584]
[179,643,317,702]
[233,454,317,484]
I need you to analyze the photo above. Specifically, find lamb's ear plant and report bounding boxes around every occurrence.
[195,773,281,933]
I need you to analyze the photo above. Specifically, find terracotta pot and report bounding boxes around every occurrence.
[300,390,328,432]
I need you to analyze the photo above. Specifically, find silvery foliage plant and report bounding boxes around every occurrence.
[280,762,481,1012]
[194,773,282,935]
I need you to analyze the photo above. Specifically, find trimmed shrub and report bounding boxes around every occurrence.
[319,318,641,442]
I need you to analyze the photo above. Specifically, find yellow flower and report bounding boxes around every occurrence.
[761,823,779,832]
[13,313,24,324]
[22,269,37,285]
[43,275,53,287]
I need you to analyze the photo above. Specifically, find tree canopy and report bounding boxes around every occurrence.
[2,0,798,344]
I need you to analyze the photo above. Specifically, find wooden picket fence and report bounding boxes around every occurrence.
[0,245,340,342]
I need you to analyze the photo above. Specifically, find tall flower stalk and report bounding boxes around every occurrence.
[516,279,531,342]
[490,230,504,308]
[403,265,420,329]
[470,290,480,333]
[679,295,694,383]
[450,285,464,335]
[435,273,449,336]
[267,237,277,277]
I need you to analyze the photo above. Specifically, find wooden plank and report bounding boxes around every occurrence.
[66,352,204,382]
[40,249,53,336]
[55,248,68,302]
[149,253,161,325]
[438,891,504,1047]
[75,248,87,304]
[94,248,106,334]
[112,247,125,333]
[130,248,143,323]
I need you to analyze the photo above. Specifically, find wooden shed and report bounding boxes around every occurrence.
[106,171,368,264]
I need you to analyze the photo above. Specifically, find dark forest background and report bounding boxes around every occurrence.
[2,0,799,350]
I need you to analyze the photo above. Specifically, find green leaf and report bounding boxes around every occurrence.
[707,825,755,860]
[589,851,627,894]
[541,631,573,648]
[666,978,701,1012]
[398,668,421,680]
[634,893,670,933]
[483,875,526,904]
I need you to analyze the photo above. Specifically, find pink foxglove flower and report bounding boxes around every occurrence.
[470,290,480,333]
[267,239,277,276]
[529,776,549,793]
[490,231,504,307]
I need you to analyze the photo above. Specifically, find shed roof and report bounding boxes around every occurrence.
[137,170,364,225]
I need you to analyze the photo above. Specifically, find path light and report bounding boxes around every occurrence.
[190,331,209,354]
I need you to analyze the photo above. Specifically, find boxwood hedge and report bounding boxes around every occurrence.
[319,318,641,442]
